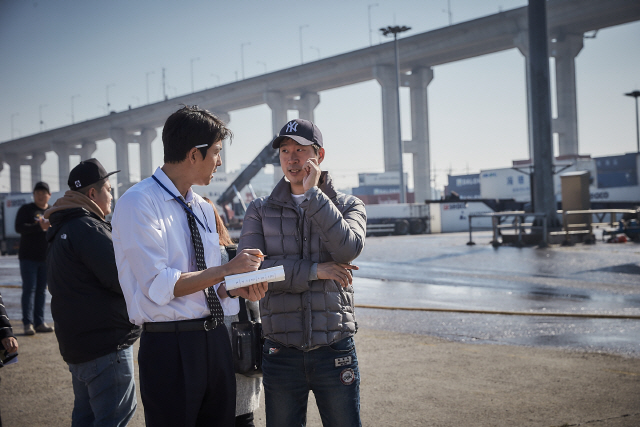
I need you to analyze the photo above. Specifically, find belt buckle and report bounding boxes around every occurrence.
[203,317,215,331]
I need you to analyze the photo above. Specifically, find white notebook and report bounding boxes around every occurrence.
[224,265,285,290]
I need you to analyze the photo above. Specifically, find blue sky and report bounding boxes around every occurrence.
[1,0,639,193]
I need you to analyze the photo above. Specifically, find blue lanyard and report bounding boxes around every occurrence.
[151,175,212,233]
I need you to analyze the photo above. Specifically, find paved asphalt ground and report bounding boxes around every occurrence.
[1,231,639,426]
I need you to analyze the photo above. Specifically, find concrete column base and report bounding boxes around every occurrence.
[374,64,401,173]
[29,152,47,187]
[5,153,21,193]
[109,128,132,195]
[52,141,70,192]
[551,33,583,157]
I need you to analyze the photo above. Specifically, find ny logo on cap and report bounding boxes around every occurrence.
[75,180,82,188]
[285,121,298,133]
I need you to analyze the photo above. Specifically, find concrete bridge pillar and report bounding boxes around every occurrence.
[515,32,535,160]
[52,141,71,191]
[374,65,401,173]
[110,128,131,193]
[265,91,288,138]
[29,152,47,187]
[405,67,434,203]
[5,153,21,193]
[136,128,157,179]
[551,33,583,157]
[265,91,287,184]
[79,140,97,161]
[295,92,320,122]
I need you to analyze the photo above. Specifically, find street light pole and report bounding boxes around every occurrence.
[145,71,154,104]
[106,83,115,113]
[625,90,640,153]
[241,42,250,79]
[39,104,47,131]
[310,46,321,60]
[380,25,411,203]
[71,95,80,124]
[368,4,378,46]
[10,113,18,139]
[190,57,200,92]
[257,61,267,73]
[299,25,309,64]
[162,67,167,100]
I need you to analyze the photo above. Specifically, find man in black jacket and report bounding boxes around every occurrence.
[1,291,19,426]
[45,159,141,426]
[14,181,54,335]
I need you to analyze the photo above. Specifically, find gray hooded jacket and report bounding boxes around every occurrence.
[238,172,366,350]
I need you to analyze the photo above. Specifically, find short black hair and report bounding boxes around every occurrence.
[162,105,232,163]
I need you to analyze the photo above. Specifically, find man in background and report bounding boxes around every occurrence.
[0,290,19,427]
[14,181,54,336]
[45,159,141,426]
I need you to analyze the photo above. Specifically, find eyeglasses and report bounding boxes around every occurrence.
[194,144,209,148]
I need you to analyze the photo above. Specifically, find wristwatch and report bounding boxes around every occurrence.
[226,288,239,299]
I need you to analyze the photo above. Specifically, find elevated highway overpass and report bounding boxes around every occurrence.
[1,0,639,200]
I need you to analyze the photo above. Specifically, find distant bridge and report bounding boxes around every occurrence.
[1,0,639,200]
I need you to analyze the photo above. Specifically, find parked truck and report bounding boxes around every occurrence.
[365,203,430,236]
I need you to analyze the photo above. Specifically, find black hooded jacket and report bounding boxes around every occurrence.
[46,203,140,364]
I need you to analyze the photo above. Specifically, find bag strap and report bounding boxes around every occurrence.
[238,298,249,322]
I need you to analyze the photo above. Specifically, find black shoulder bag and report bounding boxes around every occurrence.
[226,245,264,378]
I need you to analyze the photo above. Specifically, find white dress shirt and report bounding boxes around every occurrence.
[112,167,239,325]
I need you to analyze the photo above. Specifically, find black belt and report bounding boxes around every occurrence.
[143,317,221,333]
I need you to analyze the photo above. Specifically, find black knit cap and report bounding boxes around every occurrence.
[67,158,120,190]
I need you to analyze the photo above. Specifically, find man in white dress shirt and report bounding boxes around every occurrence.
[112,105,267,427]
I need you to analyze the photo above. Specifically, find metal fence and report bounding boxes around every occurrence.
[468,208,638,246]
[467,211,548,247]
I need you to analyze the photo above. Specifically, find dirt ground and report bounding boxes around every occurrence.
[1,325,639,427]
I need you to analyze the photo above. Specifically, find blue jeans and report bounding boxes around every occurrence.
[19,259,47,326]
[262,337,361,427]
[67,346,137,427]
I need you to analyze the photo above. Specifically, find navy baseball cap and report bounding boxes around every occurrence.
[271,119,323,149]
[68,158,119,190]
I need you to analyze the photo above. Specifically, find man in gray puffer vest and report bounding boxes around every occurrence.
[239,119,366,427]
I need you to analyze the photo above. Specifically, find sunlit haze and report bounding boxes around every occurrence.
[1,0,638,193]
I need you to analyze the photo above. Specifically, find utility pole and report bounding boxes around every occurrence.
[528,0,557,230]
[625,90,640,152]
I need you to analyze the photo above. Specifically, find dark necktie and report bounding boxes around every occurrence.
[183,200,224,326]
